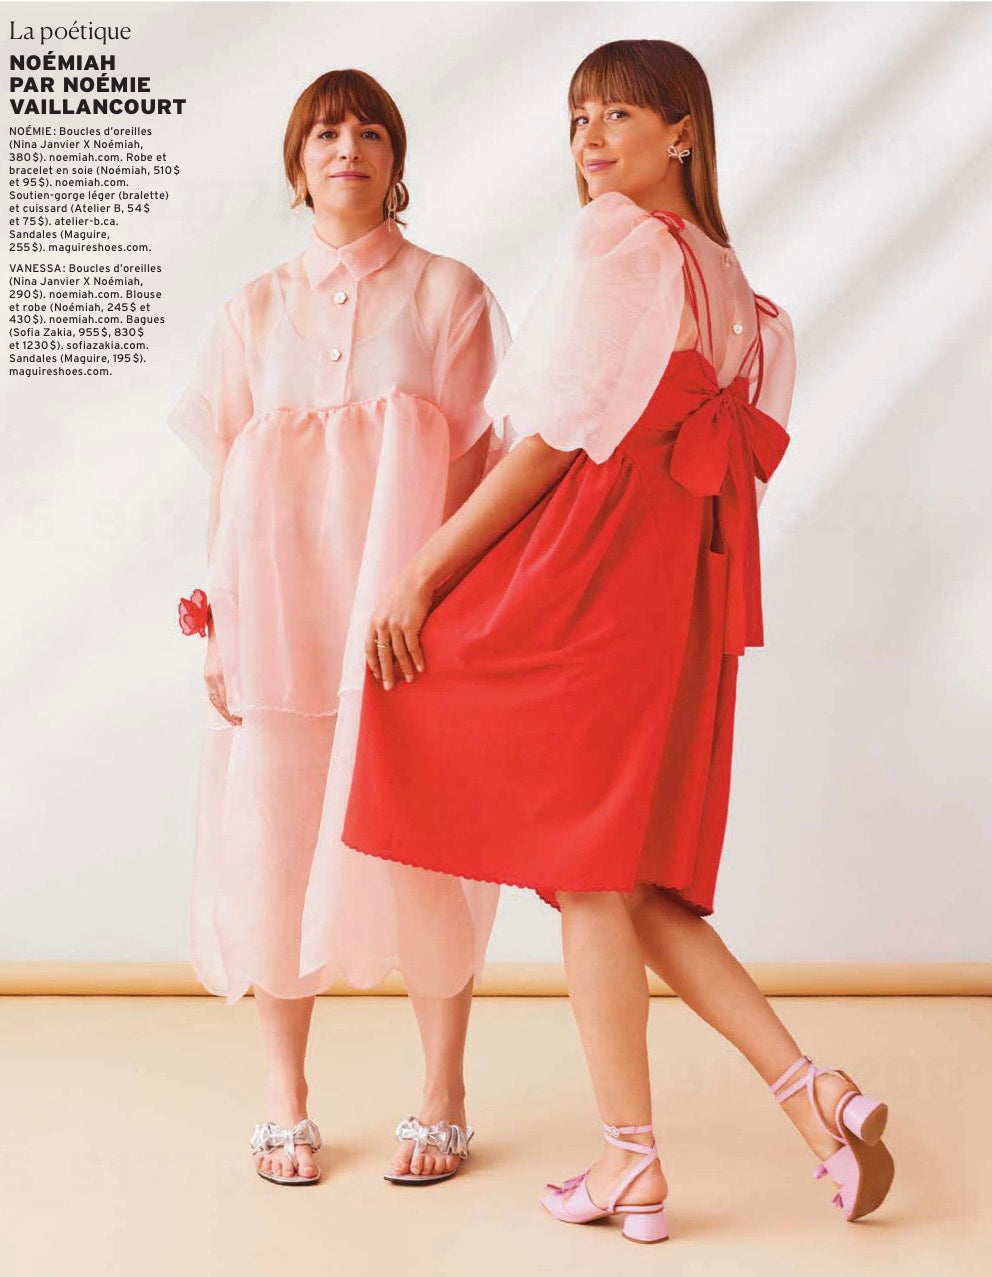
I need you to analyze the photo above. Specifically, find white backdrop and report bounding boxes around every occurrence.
[3,1,990,968]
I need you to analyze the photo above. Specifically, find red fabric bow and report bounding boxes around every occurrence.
[668,372,790,655]
[178,588,211,637]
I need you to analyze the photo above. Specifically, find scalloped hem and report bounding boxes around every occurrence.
[341,837,715,919]
[212,701,341,719]
[193,956,486,1005]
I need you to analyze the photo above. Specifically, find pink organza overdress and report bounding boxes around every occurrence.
[169,220,508,1002]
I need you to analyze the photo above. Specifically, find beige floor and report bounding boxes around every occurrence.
[2,995,988,1277]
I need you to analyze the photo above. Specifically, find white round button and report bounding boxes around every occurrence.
[328,347,342,362]
[332,290,348,305]
[732,321,744,335]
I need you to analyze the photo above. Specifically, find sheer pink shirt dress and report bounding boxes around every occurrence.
[169,219,509,1002]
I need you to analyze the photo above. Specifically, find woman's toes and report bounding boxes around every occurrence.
[393,1142,414,1175]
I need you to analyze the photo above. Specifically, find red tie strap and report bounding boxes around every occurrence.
[669,373,790,655]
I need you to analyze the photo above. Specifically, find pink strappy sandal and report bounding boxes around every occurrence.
[771,1054,894,1220]
[541,1123,669,1244]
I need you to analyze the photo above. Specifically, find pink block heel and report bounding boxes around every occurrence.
[621,1208,670,1244]
[770,1054,894,1221]
[836,1090,888,1144]
[541,1122,669,1244]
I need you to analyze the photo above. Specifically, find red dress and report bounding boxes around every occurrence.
[342,196,795,915]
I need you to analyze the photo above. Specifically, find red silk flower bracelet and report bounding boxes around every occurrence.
[178,588,211,637]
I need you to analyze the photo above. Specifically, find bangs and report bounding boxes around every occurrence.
[569,47,655,112]
[304,69,392,133]
[568,42,687,124]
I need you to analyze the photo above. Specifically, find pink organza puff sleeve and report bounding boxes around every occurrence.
[751,300,797,510]
[753,301,797,431]
[167,299,254,477]
[432,266,512,465]
[484,190,685,463]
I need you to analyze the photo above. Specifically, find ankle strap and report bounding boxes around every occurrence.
[604,1122,653,1137]
[603,1122,655,1155]
[769,1056,860,1143]
[601,1123,658,1212]
[769,1054,812,1102]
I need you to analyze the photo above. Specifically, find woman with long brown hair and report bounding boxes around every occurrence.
[341,39,895,1239]
[170,69,507,1185]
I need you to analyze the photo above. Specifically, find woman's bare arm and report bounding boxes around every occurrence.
[417,434,577,593]
[442,428,491,521]
[368,434,580,687]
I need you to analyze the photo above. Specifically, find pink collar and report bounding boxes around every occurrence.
[303,218,404,287]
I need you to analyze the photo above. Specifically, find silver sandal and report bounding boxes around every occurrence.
[384,1115,474,1185]
[250,1117,322,1185]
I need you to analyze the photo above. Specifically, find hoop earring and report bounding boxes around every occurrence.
[667,143,691,164]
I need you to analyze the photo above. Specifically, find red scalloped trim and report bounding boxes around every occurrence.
[341,836,714,918]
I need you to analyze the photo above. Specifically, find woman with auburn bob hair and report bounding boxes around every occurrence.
[169,69,508,1186]
[343,40,894,1240]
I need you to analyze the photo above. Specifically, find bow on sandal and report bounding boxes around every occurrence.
[384,1115,474,1184]
[771,1054,894,1220]
[250,1117,322,1185]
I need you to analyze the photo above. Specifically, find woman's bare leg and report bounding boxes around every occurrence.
[252,989,319,1179]
[555,891,668,1208]
[391,978,474,1178]
[386,860,482,1179]
[627,887,848,1160]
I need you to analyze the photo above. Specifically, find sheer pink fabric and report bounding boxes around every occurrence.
[170,220,508,1001]
[485,191,797,485]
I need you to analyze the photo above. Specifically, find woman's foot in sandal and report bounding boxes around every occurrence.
[542,1123,670,1243]
[771,1054,894,1220]
[251,1081,320,1183]
[386,1088,470,1183]
[583,1126,669,1212]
